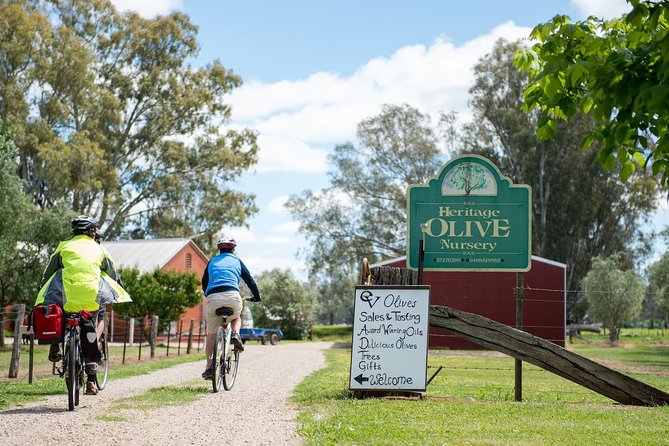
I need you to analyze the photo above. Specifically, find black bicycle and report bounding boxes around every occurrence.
[54,312,109,410]
[60,313,85,411]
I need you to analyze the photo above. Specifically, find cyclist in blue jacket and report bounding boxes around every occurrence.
[201,235,261,379]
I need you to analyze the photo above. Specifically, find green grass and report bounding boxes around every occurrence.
[292,342,669,446]
[311,325,353,342]
[98,383,208,421]
[0,343,204,410]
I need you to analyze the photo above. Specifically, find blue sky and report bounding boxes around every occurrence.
[111,0,667,275]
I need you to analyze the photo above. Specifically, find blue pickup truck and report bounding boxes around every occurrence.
[239,327,283,345]
[240,305,283,345]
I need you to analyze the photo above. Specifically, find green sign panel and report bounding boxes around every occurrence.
[407,154,531,271]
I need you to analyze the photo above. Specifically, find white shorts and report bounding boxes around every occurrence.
[205,291,242,334]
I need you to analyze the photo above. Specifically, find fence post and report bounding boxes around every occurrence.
[122,317,128,365]
[138,320,144,361]
[150,315,159,358]
[8,304,25,378]
[187,319,194,354]
[177,320,183,355]
[166,321,172,357]
[28,334,34,384]
[197,319,203,353]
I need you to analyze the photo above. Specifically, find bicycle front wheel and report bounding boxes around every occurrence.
[211,326,224,393]
[65,334,77,411]
[222,347,239,391]
[96,333,109,390]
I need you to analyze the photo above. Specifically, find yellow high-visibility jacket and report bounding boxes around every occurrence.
[35,235,131,312]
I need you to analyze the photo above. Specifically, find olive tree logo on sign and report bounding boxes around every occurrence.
[407,154,531,271]
[442,163,496,196]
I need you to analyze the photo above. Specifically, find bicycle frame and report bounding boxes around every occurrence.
[211,310,240,392]
[62,314,84,411]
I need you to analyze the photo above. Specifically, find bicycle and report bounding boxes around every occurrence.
[53,312,109,410]
[211,305,240,392]
[54,312,85,411]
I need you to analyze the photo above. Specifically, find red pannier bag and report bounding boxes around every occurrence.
[31,304,64,344]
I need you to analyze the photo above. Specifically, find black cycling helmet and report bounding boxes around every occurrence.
[216,235,237,251]
[71,215,99,235]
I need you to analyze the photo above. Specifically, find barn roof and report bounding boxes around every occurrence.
[101,238,208,273]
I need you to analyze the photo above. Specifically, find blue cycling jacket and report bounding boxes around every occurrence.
[202,252,260,299]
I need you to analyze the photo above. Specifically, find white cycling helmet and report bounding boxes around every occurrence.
[216,236,237,250]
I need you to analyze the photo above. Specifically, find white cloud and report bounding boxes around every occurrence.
[230,21,532,173]
[267,195,289,214]
[110,0,182,17]
[571,0,631,19]
[256,134,328,173]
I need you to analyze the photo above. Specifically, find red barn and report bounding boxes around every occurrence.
[102,238,209,343]
[373,255,566,349]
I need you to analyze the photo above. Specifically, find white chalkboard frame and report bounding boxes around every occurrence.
[349,285,430,392]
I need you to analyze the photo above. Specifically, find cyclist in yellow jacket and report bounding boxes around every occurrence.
[35,215,130,395]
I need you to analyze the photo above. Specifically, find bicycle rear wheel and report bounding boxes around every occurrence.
[211,326,224,393]
[96,333,109,390]
[222,347,239,390]
[65,334,77,411]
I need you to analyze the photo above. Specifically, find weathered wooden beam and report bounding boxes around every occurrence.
[430,304,669,406]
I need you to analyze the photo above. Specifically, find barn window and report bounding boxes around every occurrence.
[186,253,192,270]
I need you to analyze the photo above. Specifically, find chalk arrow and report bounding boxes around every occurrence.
[354,373,369,385]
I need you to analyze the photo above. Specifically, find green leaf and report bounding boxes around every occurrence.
[569,63,589,86]
[620,160,635,182]
[581,133,596,149]
[581,96,595,113]
[537,116,557,140]
[598,149,616,170]
[633,151,646,167]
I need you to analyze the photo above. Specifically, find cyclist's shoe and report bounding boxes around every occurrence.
[48,344,62,362]
[85,381,98,395]
[231,332,244,352]
[201,365,214,380]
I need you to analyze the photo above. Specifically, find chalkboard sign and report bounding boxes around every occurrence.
[349,285,430,392]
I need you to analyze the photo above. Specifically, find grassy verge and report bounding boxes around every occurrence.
[292,337,669,445]
[98,382,209,421]
[0,343,204,410]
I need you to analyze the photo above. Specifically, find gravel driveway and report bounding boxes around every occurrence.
[1,342,335,446]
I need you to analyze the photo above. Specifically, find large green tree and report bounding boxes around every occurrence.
[582,253,646,342]
[0,0,258,249]
[253,269,317,340]
[0,119,72,345]
[516,0,669,185]
[455,39,658,322]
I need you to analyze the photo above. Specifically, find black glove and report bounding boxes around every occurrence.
[247,295,262,303]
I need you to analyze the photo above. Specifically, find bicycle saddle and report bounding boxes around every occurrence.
[215,306,234,317]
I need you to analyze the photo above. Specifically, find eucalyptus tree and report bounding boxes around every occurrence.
[286,104,448,273]
[0,0,258,249]
[456,39,658,321]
